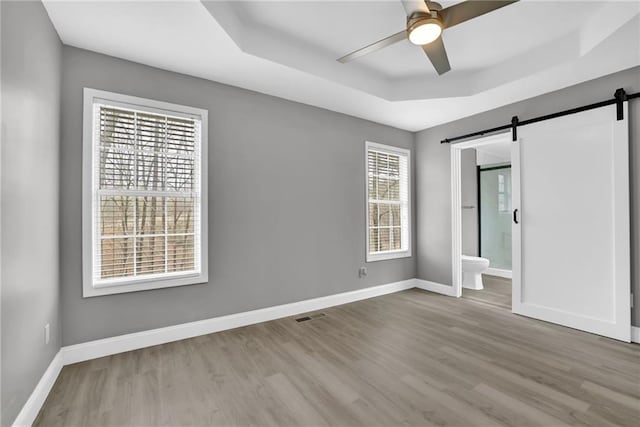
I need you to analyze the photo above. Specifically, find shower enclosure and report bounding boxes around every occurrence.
[479,165,512,271]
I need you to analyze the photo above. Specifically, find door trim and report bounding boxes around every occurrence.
[512,139,522,315]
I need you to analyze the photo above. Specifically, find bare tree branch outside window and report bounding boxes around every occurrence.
[98,106,197,279]
[367,151,403,253]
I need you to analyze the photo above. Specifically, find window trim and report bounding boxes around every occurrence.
[365,141,412,262]
[82,88,208,297]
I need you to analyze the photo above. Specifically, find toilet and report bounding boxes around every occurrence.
[462,255,490,290]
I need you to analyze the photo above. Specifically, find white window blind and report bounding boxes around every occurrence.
[83,89,208,297]
[366,142,411,262]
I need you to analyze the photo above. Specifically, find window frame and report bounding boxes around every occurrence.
[82,88,208,297]
[365,141,412,262]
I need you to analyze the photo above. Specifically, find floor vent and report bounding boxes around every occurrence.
[295,313,326,323]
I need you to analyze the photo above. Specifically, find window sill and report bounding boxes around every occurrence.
[83,272,208,298]
[366,250,412,262]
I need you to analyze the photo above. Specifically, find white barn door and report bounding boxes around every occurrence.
[512,104,630,342]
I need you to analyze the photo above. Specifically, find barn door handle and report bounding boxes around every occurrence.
[513,209,519,224]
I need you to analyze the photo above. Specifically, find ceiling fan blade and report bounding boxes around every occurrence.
[401,0,430,16]
[422,37,451,75]
[440,1,519,29]
[337,30,407,63]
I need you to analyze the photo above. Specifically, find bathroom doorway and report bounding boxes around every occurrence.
[450,132,514,307]
[462,163,513,309]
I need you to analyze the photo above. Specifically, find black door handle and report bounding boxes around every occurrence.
[513,208,519,224]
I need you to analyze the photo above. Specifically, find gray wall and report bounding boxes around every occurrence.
[0,1,62,425]
[415,66,640,326]
[60,47,416,346]
[461,149,478,256]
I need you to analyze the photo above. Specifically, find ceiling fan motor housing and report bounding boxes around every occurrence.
[407,0,443,34]
[407,12,442,32]
[425,1,443,12]
[408,0,443,28]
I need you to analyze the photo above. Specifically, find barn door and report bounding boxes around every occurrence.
[512,104,630,341]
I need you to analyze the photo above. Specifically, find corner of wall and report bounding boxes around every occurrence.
[1,0,64,425]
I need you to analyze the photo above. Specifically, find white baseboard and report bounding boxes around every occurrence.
[62,279,416,365]
[16,277,628,427]
[632,326,640,344]
[12,351,63,427]
[486,268,512,279]
[13,279,415,426]
[414,279,457,296]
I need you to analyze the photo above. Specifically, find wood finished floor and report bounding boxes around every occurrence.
[35,289,640,426]
[462,275,512,310]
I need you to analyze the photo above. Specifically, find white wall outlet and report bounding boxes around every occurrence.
[358,266,367,278]
[44,323,50,345]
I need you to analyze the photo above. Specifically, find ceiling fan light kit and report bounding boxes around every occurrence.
[337,1,520,76]
[407,14,442,45]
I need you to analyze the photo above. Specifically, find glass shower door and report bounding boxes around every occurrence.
[480,166,512,270]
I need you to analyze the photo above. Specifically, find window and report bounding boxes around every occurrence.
[365,141,411,262]
[497,171,512,213]
[82,89,208,297]
[498,174,506,212]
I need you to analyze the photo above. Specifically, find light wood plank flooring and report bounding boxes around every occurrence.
[35,289,640,426]
[462,274,512,310]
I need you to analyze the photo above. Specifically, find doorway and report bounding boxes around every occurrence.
[450,132,513,307]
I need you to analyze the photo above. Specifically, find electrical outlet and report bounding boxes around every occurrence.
[44,323,50,345]
[358,266,367,278]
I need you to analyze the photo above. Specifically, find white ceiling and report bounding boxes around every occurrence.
[226,1,596,79]
[43,0,640,131]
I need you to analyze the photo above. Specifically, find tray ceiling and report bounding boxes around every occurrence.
[43,0,640,131]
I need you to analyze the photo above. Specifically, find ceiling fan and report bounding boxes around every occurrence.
[337,0,519,75]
